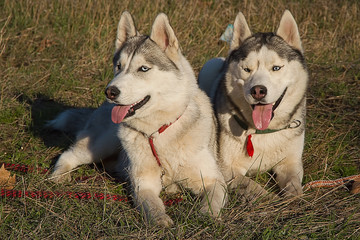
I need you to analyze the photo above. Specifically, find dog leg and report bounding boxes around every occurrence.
[133,174,173,227]
[223,162,273,197]
[51,136,93,182]
[273,159,303,197]
[199,178,227,217]
[220,148,279,201]
[184,150,227,217]
[229,174,279,201]
[51,129,120,182]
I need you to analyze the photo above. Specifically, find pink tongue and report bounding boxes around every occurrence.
[111,105,131,124]
[252,104,273,130]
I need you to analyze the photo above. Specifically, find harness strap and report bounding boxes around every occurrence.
[148,117,180,166]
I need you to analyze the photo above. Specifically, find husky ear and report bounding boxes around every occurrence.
[150,13,179,57]
[115,11,138,51]
[230,12,251,51]
[276,10,303,53]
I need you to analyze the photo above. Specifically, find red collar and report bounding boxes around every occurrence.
[148,116,181,166]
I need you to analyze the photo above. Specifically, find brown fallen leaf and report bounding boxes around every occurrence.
[38,38,54,52]
[0,164,16,190]
[350,180,360,194]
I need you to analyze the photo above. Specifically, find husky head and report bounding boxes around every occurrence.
[227,10,308,130]
[105,12,196,126]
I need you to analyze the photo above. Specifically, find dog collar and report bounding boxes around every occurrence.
[233,114,301,157]
[233,115,301,134]
[148,116,181,167]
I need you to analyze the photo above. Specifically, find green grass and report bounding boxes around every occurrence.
[1,0,360,238]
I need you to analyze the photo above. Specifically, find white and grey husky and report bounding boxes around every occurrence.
[48,12,226,227]
[199,10,308,198]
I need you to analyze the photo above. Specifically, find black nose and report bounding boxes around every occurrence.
[105,86,120,100]
[250,85,267,101]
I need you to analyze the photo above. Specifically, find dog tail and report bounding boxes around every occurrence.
[46,108,95,134]
[198,57,225,102]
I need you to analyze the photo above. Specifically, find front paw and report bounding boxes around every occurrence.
[164,183,180,195]
[283,181,303,197]
[49,169,72,183]
[231,176,280,202]
[153,213,174,227]
[200,204,221,218]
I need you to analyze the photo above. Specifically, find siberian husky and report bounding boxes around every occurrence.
[48,12,226,227]
[198,10,308,198]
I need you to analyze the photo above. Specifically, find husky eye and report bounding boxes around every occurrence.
[139,65,150,72]
[243,67,251,73]
[272,66,282,71]
[116,63,121,71]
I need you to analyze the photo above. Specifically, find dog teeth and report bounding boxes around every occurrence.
[131,98,143,107]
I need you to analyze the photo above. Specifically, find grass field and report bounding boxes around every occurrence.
[1,0,359,238]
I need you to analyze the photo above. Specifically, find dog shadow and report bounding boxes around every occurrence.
[18,93,80,149]
[15,93,132,199]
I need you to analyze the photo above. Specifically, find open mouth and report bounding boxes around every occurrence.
[111,95,150,124]
[251,88,287,130]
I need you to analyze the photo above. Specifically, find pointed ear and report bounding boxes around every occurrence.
[115,11,138,51]
[150,13,179,55]
[276,10,303,52]
[230,12,251,51]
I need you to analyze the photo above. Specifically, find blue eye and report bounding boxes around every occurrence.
[139,66,150,72]
[272,66,282,71]
[243,67,251,73]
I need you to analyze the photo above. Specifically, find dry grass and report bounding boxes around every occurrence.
[0,0,359,238]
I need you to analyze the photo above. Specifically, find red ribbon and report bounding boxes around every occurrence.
[246,134,254,157]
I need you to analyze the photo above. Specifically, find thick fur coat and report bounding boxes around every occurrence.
[199,10,308,198]
[48,12,227,227]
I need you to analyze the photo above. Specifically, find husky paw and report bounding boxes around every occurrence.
[153,214,174,227]
[164,183,180,195]
[49,160,74,183]
[282,182,303,197]
[238,187,280,202]
[49,171,71,183]
[231,175,280,202]
[200,204,221,218]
